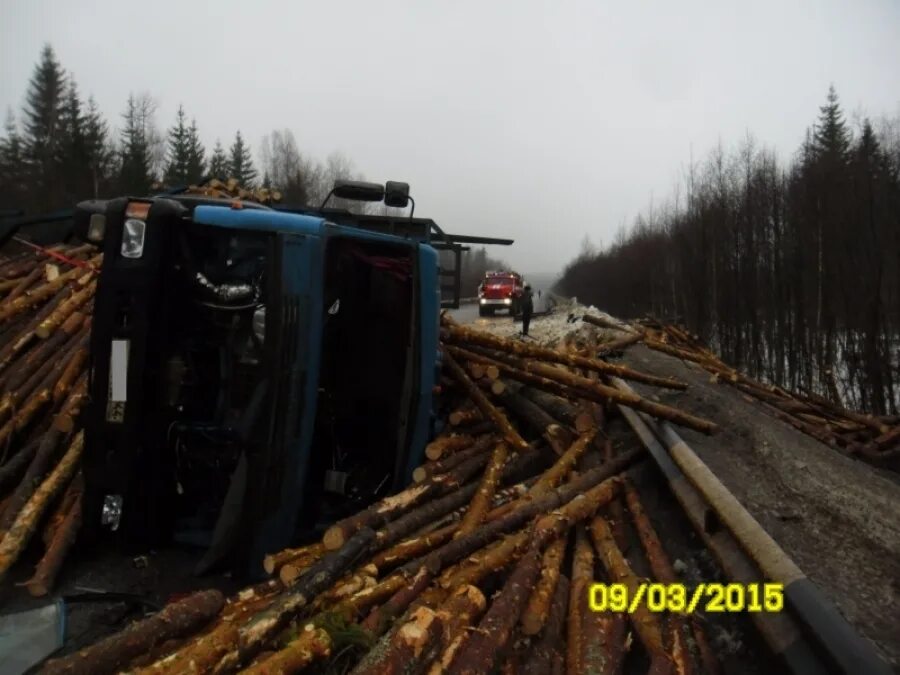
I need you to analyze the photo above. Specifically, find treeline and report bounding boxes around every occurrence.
[0,45,367,214]
[558,87,900,414]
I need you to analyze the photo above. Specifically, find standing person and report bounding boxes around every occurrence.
[521,284,534,337]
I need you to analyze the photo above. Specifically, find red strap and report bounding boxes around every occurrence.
[13,237,97,272]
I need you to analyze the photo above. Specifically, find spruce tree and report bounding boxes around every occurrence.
[163,105,190,186]
[57,79,89,201]
[84,96,111,198]
[228,130,257,187]
[813,85,851,162]
[119,93,155,195]
[0,110,25,204]
[185,118,206,183]
[208,139,229,178]
[21,44,66,204]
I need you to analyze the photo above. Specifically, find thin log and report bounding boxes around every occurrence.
[39,589,225,675]
[35,278,96,338]
[566,526,594,675]
[594,332,644,355]
[449,407,483,427]
[624,479,716,675]
[413,434,495,483]
[581,314,638,333]
[240,624,332,675]
[0,434,40,498]
[263,542,326,576]
[442,351,528,451]
[0,257,96,323]
[454,440,509,538]
[52,338,89,403]
[237,527,376,662]
[401,447,641,580]
[425,433,475,461]
[323,451,491,550]
[521,574,569,675]
[361,565,434,636]
[0,285,72,374]
[589,515,674,675]
[496,380,576,453]
[0,431,82,581]
[442,323,687,390]
[53,371,89,433]
[0,429,65,536]
[24,475,84,597]
[521,533,567,635]
[452,345,717,434]
[529,428,597,496]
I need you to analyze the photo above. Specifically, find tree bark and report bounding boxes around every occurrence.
[521,574,569,675]
[414,435,495,483]
[40,589,225,675]
[0,428,65,536]
[24,475,83,597]
[454,440,509,538]
[442,323,686,390]
[239,625,332,675]
[521,533,567,635]
[566,526,594,675]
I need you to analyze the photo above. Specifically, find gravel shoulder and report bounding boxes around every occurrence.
[619,343,900,667]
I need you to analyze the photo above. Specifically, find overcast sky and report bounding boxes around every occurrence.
[2,0,899,275]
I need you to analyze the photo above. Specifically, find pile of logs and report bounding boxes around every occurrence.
[38,314,723,674]
[0,241,99,596]
[582,314,899,471]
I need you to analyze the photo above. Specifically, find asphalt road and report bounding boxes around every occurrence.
[450,287,554,324]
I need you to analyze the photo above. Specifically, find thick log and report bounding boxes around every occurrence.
[566,526,594,675]
[2,310,85,398]
[323,451,491,550]
[442,351,528,451]
[590,515,674,675]
[445,541,545,674]
[0,431,82,581]
[443,323,687,390]
[240,624,332,675]
[0,434,40,498]
[134,584,282,674]
[521,574,569,675]
[263,542,326,576]
[400,447,641,580]
[0,429,65,536]
[438,527,531,593]
[453,345,717,435]
[429,585,488,675]
[39,590,225,675]
[361,565,435,635]
[580,606,628,675]
[624,479,715,675]
[414,434,495,483]
[425,433,476,461]
[24,475,84,597]
[594,332,645,355]
[357,607,443,675]
[238,527,376,661]
[521,533,567,635]
[519,386,582,427]
[496,380,576,453]
[454,440,509,537]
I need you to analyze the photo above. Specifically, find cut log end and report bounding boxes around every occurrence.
[323,526,347,551]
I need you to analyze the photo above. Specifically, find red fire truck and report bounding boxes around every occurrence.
[477,270,524,316]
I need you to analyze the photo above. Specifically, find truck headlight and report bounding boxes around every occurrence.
[503,298,512,305]
[120,218,146,259]
[480,298,487,305]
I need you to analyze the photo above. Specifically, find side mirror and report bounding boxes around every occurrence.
[331,180,385,202]
[384,181,410,208]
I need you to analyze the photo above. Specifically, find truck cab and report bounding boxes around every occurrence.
[71,181,510,575]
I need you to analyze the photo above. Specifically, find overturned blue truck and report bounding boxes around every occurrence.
[24,180,513,576]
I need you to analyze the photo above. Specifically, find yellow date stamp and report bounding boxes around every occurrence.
[588,582,784,614]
